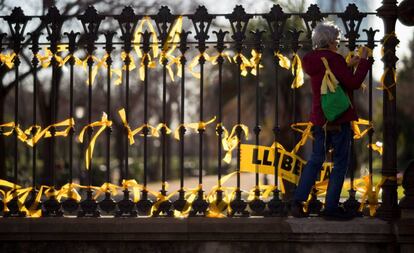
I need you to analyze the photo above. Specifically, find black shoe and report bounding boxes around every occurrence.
[320,207,354,221]
[290,201,309,218]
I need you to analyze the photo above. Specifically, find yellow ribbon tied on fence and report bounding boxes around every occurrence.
[158,16,183,81]
[233,53,254,77]
[78,113,112,170]
[222,123,249,164]
[56,183,82,202]
[188,52,211,79]
[75,54,109,85]
[25,118,74,147]
[36,45,71,68]
[0,52,16,69]
[93,182,120,200]
[174,117,216,140]
[351,118,373,140]
[122,179,144,202]
[275,51,291,70]
[377,32,397,100]
[320,57,339,94]
[210,51,233,65]
[290,122,313,153]
[291,53,304,89]
[249,49,263,76]
[368,141,383,155]
[0,122,28,142]
[134,16,160,59]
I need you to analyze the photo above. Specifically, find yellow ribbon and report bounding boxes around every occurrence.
[56,183,82,202]
[93,182,120,200]
[368,141,383,155]
[78,113,112,170]
[118,108,163,145]
[0,52,16,69]
[248,49,263,76]
[137,53,157,81]
[75,54,109,85]
[0,122,28,142]
[320,57,339,94]
[188,52,211,79]
[291,53,304,89]
[121,179,144,202]
[133,16,159,59]
[232,53,254,77]
[290,122,313,153]
[378,67,397,100]
[377,32,397,100]
[25,118,74,147]
[275,51,291,70]
[174,116,216,140]
[356,175,397,216]
[36,45,71,68]
[221,123,249,164]
[351,118,373,139]
[209,51,232,65]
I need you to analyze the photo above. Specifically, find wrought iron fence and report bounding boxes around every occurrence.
[0,3,388,218]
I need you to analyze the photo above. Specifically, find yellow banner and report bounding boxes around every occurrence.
[240,143,333,191]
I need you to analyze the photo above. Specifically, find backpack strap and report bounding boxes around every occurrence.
[320,57,339,95]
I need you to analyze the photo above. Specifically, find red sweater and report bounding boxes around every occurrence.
[302,49,371,126]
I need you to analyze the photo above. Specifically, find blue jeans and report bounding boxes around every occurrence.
[293,123,352,211]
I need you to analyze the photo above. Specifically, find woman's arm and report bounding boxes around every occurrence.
[330,54,371,90]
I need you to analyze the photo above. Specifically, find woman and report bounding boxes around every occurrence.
[291,22,371,219]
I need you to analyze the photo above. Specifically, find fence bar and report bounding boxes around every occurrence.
[61,31,79,214]
[173,30,190,213]
[136,31,153,216]
[249,29,266,216]
[115,6,138,217]
[4,7,28,217]
[213,29,227,212]
[25,32,40,214]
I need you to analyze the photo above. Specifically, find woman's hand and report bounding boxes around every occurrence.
[360,47,369,59]
[348,56,361,67]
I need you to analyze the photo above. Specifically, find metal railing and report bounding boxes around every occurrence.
[0,3,388,218]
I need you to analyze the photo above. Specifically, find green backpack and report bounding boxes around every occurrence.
[320,57,351,122]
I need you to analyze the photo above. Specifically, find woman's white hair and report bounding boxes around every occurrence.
[311,22,341,49]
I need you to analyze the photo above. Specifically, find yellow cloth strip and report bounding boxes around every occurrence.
[188,52,211,79]
[233,52,253,77]
[291,53,304,89]
[0,122,28,142]
[75,54,109,85]
[78,113,112,170]
[352,118,373,139]
[377,67,397,100]
[138,53,157,81]
[134,16,159,59]
[210,51,233,65]
[368,142,383,155]
[25,118,74,147]
[36,46,71,68]
[55,183,82,202]
[320,57,339,94]
[93,182,120,200]
[122,179,144,202]
[248,49,263,76]
[157,16,183,81]
[0,52,16,69]
[222,123,249,164]
[290,122,313,153]
[174,117,216,140]
[275,51,291,70]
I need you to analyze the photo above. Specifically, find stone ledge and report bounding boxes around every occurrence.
[0,217,394,242]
